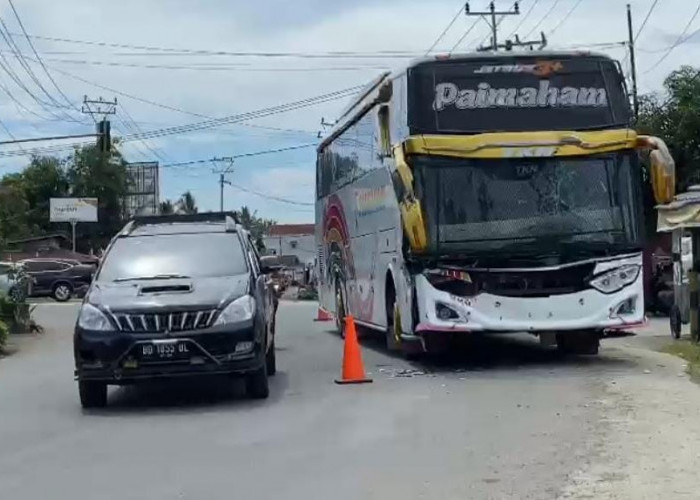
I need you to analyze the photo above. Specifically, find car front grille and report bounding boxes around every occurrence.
[110,310,218,333]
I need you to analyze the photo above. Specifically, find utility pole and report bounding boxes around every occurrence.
[466,1,520,51]
[626,3,639,118]
[211,156,234,212]
[477,31,547,52]
[81,96,117,152]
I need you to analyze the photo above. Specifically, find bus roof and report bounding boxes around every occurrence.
[318,50,619,152]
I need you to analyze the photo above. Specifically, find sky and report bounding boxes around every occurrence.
[0,0,696,223]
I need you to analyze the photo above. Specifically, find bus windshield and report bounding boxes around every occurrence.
[413,151,643,259]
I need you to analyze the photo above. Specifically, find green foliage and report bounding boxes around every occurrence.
[159,199,175,214]
[176,191,198,214]
[0,144,128,251]
[0,292,34,333]
[235,205,275,250]
[0,318,7,351]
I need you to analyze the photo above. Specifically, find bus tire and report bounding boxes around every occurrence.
[385,280,401,351]
[334,279,346,339]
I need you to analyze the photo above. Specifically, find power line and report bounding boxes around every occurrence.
[6,0,79,112]
[159,144,317,169]
[507,0,540,39]
[449,18,481,54]
[119,86,363,143]
[635,0,662,43]
[0,16,74,119]
[17,56,392,72]
[228,182,314,206]
[642,1,700,75]
[426,3,465,55]
[548,0,584,36]
[9,32,423,59]
[523,0,562,39]
[32,60,323,138]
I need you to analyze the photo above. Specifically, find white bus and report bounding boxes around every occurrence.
[315,51,674,356]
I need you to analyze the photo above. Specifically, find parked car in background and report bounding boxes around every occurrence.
[22,258,94,302]
[0,261,30,302]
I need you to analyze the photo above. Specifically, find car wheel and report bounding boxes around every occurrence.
[670,305,682,340]
[245,362,269,399]
[266,340,277,376]
[52,283,72,302]
[79,381,107,409]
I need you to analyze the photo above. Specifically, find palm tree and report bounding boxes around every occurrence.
[176,191,198,214]
[159,200,175,214]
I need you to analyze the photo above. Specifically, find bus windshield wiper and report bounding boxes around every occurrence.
[113,274,191,282]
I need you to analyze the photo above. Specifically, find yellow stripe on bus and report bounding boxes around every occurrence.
[403,129,638,159]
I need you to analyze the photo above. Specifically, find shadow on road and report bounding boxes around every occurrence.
[86,372,290,415]
[328,327,639,375]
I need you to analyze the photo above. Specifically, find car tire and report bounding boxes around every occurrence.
[79,381,107,409]
[52,283,73,302]
[266,340,277,376]
[245,362,270,399]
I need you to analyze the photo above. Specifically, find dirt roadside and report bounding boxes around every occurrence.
[558,330,700,499]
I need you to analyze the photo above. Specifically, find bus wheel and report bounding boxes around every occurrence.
[334,280,346,338]
[385,293,402,352]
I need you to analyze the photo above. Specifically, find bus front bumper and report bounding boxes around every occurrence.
[414,257,645,334]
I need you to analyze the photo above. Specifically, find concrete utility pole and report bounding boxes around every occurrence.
[466,1,520,51]
[626,3,639,118]
[211,157,234,212]
[81,96,117,153]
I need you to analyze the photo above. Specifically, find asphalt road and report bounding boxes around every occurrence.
[0,302,694,499]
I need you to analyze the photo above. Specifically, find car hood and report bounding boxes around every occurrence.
[87,274,250,311]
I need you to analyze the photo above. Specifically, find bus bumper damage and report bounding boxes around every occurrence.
[413,254,645,335]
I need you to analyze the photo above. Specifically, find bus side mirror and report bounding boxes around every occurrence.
[638,136,676,204]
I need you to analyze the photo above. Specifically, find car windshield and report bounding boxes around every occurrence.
[414,151,643,258]
[97,232,248,282]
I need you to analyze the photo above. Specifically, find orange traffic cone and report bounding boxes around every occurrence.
[314,306,334,322]
[335,315,373,385]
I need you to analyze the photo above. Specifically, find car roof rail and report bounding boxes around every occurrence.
[119,212,241,236]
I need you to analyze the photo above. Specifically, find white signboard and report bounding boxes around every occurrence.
[50,198,98,222]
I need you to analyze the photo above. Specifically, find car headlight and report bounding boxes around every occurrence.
[77,303,112,331]
[214,295,256,326]
[590,265,641,294]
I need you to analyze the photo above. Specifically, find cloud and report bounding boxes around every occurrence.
[0,0,698,222]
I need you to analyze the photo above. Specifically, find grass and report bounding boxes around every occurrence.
[662,340,700,382]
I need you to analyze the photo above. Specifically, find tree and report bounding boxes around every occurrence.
[20,156,69,234]
[235,205,275,250]
[66,144,128,250]
[159,200,175,214]
[176,191,198,214]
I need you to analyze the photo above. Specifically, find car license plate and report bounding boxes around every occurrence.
[138,340,194,361]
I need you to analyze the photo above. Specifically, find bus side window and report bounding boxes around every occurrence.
[378,105,391,157]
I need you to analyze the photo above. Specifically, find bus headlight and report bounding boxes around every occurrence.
[590,265,640,294]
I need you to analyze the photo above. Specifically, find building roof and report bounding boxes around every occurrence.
[267,224,314,237]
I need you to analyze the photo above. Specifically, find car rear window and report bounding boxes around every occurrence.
[97,232,248,282]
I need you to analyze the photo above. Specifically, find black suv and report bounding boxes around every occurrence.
[73,213,277,408]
